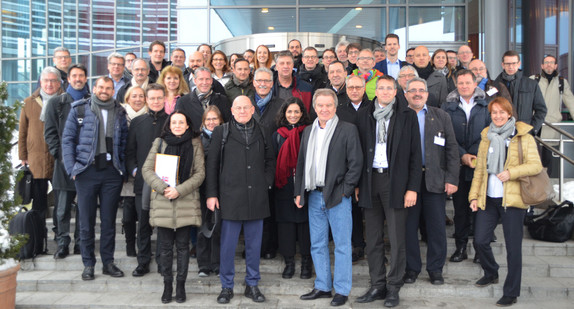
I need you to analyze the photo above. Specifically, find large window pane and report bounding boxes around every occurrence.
[78,55,91,76]
[171,0,178,43]
[5,83,31,107]
[92,0,115,51]
[2,1,31,58]
[117,0,141,48]
[179,9,208,44]
[410,0,465,4]
[48,0,63,53]
[211,8,296,43]
[544,5,557,45]
[143,1,170,45]
[300,0,385,4]
[31,58,47,81]
[31,0,47,57]
[180,0,207,5]
[211,0,295,5]
[300,8,386,42]
[92,52,109,77]
[2,60,31,82]
[408,6,465,42]
[63,0,78,54]
[78,0,91,53]
[389,7,407,58]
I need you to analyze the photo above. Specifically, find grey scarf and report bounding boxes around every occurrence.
[194,87,213,110]
[486,117,516,175]
[373,98,395,143]
[39,89,57,122]
[305,115,339,191]
[90,94,116,156]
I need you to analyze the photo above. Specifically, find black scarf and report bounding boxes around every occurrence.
[161,128,195,185]
[542,70,558,82]
[415,63,434,80]
[502,70,521,98]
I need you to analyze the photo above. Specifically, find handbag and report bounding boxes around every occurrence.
[524,201,574,242]
[16,164,34,205]
[517,136,554,205]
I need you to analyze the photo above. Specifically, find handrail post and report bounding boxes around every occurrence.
[560,133,564,201]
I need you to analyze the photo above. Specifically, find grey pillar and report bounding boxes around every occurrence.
[522,0,545,76]
[483,0,508,78]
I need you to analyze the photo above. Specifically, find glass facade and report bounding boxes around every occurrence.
[2,0,470,105]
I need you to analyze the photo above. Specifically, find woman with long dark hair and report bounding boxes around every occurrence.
[142,111,205,304]
[272,97,313,279]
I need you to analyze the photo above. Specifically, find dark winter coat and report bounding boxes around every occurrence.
[175,90,232,131]
[297,64,328,91]
[250,95,284,135]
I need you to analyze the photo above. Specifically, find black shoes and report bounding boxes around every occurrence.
[403,270,418,284]
[81,266,95,281]
[132,263,149,277]
[175,280,186,303]
[73,244,81,255]
[475,274,499,287]
[102,263,124,277]
[244,285,265,302]
[384,289,400,307]
[262,252,276,259]
[54,246,69,259]
[330,293,348,306]
[161,281,172,304]
[496,296,517,307]
[356,287,387,303]
[473,255,481,264]
[449,248,468,262]
[352,247,364,264]
[217,288,234,304]
[190,246,197,258]
[429,272,444,285]
[300,255,313,279]
[126,243,136,257]
[300,288,332,300]
[282,256,295,279]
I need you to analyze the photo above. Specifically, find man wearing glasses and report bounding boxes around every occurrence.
[468,59,512,104]
[106,52,128,99]
[494,50,547,135]
[350,49,384,101]
[297,47,328,91]
[36,47,72,90]
[250,67,284,134]
[457,45,474,70]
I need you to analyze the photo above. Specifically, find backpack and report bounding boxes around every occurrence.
[9,208,47,259]
[524,201,574,242]
[534,74,564,94]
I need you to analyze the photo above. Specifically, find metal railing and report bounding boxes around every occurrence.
[537,122,574,201]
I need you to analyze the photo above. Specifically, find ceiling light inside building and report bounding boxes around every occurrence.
[268,26,275,30]
[356,25,363,29]
[261,8,269,13]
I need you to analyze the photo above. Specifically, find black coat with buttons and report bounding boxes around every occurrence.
[205,118,276,221]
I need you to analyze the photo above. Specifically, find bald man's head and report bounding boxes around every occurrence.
[413,46,430,68]
[458,45,473,68]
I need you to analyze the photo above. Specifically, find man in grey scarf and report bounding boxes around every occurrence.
[295,89,363,307]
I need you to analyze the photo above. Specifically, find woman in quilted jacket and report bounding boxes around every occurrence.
[468,97,542,307]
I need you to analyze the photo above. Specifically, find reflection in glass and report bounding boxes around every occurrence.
[211,0,295,5]
[32,0,47,57]
[210,8,296,43]
[171,0,178,43]
[1,1,31,58]
[408,6,465,42]
[2,60,31,83]
[117,0,141,48]
[143,1,169,45]
[79,0,91,53]
[299,8,386,42]
[63,0,77,54]
[299,0,385,4]
[6,83,31,107]
[92,52,110,77]
[32,58,47,81]
[93,0,115,51]
[48,0,63,54]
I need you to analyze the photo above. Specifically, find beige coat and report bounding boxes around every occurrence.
[469,121,543,210]
[530,75,574,143]
[18,88,62,179]
[142,137,205,229]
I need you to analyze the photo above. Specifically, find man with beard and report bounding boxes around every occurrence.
[44,64,90,258]
[116,59,151,103]
[124,52,136,79]
[225,58,254,103]
[412,46,448,106]
[468,59,511,104]
[198,44,212,63]
[176,67,232,131]
[288,39,303,71]
[298,47,328,91]
[126,83,169,277]
[148,41,171,82]
[374,34,406,79]
[62,76,128,280]
[351,49,384,101]
[531,55,574,172]
[186,51,226,95]
[494,50,547,135]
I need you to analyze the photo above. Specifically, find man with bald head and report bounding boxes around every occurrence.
[457,45,474,70]
[187,51,206,88]
[351,49,383,101]
[468,59,511,104]
[412,46,448,105]
[116,59,151,103]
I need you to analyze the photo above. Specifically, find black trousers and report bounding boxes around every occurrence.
[54,190,80,247]
[452,173,475,249]
[277,221,311,257]
[405,175,447,274]
[364,172,407,291]
[197,198,221,272]
[122,196,137,247]
[157,226,191,282]
[261,191,278,255]
[134,194,153,265]
[351,200,366,249]
[475,197,526,298]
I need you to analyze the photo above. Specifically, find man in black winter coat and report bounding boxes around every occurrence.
[297,47,328,91]
[125,83,169,277]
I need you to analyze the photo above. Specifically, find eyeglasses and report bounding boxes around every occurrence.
[348,50,360,55]
[54,55,71,59]
[109,62,124,67]
[303,55,318,59]
[458,51,472,55]
[347,86,364,91]
[357,57,375,61]
[406,89,427,94]
[323,56,336,60]
[543,61,556,65]
[254,79,272,83]
[398,73,415,79]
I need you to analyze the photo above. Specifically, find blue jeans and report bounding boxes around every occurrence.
[308,190,352,296]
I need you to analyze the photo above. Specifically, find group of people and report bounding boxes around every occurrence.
[17,33,574,307]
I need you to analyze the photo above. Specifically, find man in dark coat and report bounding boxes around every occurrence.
[148,40,171,82]
[403,77,459,286]
[325,61,350,109]
[116,59,151,104]
[355,75,422,308]
[206,96,276,304]
[176,67,232,131]
[272,51,314,115]
[297,47,328,91]
[494,50,547,134]
[125,83,169,277]
[44,64,90,258]
[224,58,254,103]
[250,67,284,134]
[468,59,512,104]
[374,34,406,79]
[295,89,363,307]
[442,69,491,263]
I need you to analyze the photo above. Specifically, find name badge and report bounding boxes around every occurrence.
[506,139,510,147]
[486,87,499,96]
[434,136,445,146]
[489,147,494,153]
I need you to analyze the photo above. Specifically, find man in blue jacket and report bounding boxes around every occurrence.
[62,76,128,281]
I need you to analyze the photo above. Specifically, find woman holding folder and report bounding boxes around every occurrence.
[142,110,205,304]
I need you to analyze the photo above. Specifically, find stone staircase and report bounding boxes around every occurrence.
[14,201,574,308]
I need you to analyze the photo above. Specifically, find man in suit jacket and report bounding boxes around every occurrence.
[403,77,459,286]
[295,89,363,307]
[355,75,422,308]
[374,34,406,79]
